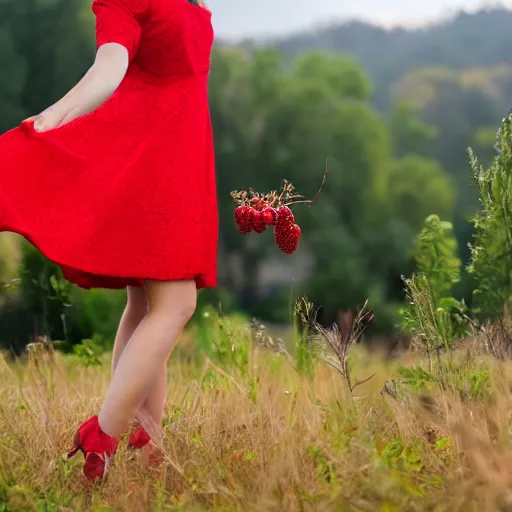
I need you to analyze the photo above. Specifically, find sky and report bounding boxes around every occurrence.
[208,0,511,40]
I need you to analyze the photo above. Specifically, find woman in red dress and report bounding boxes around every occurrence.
[0,0,217,478]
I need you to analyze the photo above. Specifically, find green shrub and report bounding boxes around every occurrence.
[293,297,318,379]
[195,306,250,374]
[71,288,126,347]
[468,113,512,320]
[401,215,467,365]
[413,214,461,299]
[18,241,72,341]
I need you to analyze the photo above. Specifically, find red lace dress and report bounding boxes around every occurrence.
[0,0,217,289]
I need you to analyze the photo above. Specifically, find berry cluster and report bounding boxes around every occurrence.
[234,201,302,254]
[231,167,328,256]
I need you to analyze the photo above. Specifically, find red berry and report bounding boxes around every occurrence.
[234,206,254,233]
[274,220,301,254]
[234,205,248,225]
[261,207,276,226]
[276,206,294,224]
[252,210,266,233]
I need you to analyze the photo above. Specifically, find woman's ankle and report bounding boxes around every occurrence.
[98,411,124,439]
[136,410,164,446]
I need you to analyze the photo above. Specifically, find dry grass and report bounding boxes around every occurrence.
[2,337,512,511]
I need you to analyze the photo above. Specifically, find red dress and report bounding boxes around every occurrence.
[0,0,218,290]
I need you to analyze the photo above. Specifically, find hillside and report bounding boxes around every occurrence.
[268,8,512,110]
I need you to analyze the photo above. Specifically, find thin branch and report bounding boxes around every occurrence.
[283,159,329,207]
[350,373,376,392]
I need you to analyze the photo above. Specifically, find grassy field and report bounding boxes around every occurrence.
[1,313,512,512]
[2,91,511,512]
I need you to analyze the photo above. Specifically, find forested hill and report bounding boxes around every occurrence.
[266,8,512,109]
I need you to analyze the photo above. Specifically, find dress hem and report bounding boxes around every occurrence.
[5,228,215,291]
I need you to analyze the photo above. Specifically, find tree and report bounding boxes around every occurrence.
[0,28,26,132]
[389,102,437,159]
[209,47,290,306]
[209,46,456,324]
[0,0,94,124]
[384,155,454,233]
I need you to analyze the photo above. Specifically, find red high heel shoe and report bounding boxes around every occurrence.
[128,425,151,449]
[128,425,164,467]
[67,416,119,480]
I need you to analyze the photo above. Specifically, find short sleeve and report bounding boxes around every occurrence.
[92,0,148,61]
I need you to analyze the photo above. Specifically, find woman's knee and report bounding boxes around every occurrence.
[145,279,197,324]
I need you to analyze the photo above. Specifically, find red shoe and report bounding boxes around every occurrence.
[128,425,164,467]
[128,425,151,449]
[67,416,119,480]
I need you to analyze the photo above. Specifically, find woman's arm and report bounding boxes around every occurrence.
[31,43,129,133]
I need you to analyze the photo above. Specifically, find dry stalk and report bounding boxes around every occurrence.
[313,301,375,393]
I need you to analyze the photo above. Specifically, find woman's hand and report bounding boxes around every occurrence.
[24,43,129,134]
[24,106,68,133]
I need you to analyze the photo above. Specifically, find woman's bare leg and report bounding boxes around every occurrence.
[111,286,147,375]
[111,286,170,439]
[99,280,197,443]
